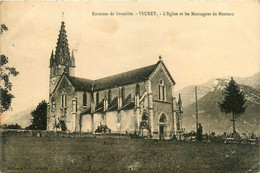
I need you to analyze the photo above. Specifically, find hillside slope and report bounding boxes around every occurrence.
[176,72,260,108]
[174,85,211,107]
[2,107,34,128]
[182,85,260,135]
[235,72,260,90]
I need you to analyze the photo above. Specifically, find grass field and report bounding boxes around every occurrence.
[0,136,259,172]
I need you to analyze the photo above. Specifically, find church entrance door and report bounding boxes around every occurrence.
[159,125,165,140]
[60,121,67,131]
[159,113,167,140]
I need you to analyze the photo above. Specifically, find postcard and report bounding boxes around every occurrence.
[0,1,259,172]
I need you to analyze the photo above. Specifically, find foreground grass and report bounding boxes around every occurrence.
[0,136,259,172]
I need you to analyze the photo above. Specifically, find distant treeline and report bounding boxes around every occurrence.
[0,123,21,129]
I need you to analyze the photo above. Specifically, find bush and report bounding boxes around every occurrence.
[95,125,111,133]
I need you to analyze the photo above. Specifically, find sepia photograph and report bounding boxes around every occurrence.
[0,1,259,172]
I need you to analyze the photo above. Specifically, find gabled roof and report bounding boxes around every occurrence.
[67,76,93,92]
[155,61,176,85]
[52,74,93,94]
[93,61,160,91]
[56,60,175,93]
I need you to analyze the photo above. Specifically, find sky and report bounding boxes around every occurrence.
[0,1,259,118]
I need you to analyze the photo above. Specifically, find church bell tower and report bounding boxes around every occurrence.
[49,21,75,94]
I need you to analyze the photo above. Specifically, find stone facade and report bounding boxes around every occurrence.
[47,22,183,139]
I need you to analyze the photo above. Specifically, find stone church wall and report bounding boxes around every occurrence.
[66,113,76,132]
[120,109,135,133]
[153,101,173,138]
[93,82,146,105]
[151,66,173,102]
[76,91,91,111]
[93,113,103,131]
[81,110,136,134]
[81,114,92,133]
[48,116,55,131]
[106,111,118,132]
[49,76,77,131]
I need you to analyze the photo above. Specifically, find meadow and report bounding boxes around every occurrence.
[0,136,259,172]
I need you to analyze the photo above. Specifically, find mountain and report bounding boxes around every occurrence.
[202,72,260,90]
[234,72,260,91]
[175,72,260,107]
[2,107,34,128]
[181,85,260,135]
[174,85,211,107]
[201,78,217,88]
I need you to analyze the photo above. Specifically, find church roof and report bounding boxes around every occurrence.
[93,61,160,91]
[67,76,94,92]
[65,60,175,92]
[54,60,175,94]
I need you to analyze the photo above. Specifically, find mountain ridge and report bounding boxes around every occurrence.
[2,107,34,128]
[181,85,260,135]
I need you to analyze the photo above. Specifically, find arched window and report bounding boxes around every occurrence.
[121,87,125,102]
[83,92,87,106]
[72,98,77,113]
[135,84,140,95]
[51,97,56,111]
[158,79,166,101]
[61,94,67,108]
[91,92,94,101]
[159,113,166,123]
[96,92,99,106]
[108,90,112,104]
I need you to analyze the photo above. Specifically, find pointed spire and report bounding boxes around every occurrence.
[71,49,74,58]
[55,21,70,66]
[49,50,54,67]
[178,93,182,105]
[70,49,75,67]
[178,93,183,113]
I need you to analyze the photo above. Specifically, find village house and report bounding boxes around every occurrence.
[47,21,183,139]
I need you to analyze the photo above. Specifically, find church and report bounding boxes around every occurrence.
[47,21,183,140]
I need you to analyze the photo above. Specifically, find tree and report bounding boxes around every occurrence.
[26,100,47,130]
[218,77,246,135]
[0,24,19,113]
[0,24,8,34]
